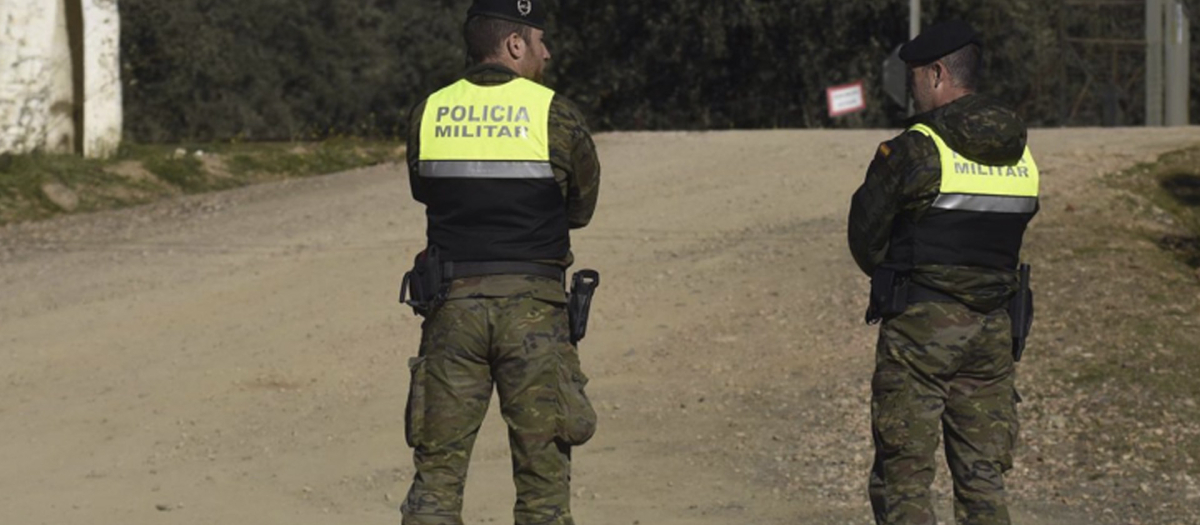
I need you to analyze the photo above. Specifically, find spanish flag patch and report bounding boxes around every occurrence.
[878,143,892,158]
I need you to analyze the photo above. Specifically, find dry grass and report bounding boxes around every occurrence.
[0,140,404,225]
[1008,142,1200,521]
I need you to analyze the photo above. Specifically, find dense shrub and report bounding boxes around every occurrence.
[120,0,1199,142]
[121,0,469,142]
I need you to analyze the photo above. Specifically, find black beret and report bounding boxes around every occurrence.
[899,20,982,64]
[468,0,547,30]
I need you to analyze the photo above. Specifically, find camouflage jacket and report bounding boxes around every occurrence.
[847,94,1032,312]
[407,63,601,302]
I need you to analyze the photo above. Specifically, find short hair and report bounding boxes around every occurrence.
[941,43,982,91]
[464,16,533,63]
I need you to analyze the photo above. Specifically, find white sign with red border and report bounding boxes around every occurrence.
[826,81,867,117]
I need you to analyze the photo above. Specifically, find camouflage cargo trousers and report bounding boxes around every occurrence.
[869,301,1019,525]
[401,294,597,525]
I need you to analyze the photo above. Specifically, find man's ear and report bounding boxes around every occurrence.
[506,32,526,60]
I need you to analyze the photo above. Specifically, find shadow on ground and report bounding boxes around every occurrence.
[1161,172,1200,206]
[1158,172,1200,268]
[1159,235,1200,268]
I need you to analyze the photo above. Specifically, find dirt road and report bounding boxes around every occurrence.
[2,128,1198,525]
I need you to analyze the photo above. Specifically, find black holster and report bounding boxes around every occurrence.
[1008,263,1034,362]
[865,266,911,325]
[399,246,446,317]
[567,270,600,344]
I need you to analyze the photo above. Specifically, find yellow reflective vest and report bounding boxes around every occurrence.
[910,123,1040,214]
[888,124,1041,271]
[416,77,569,262]
[420,78,555,179]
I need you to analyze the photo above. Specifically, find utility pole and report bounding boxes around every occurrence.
[909,0,920,116]
[1146,0,1165,126]
[910,0,921,41]
[1164,0,1190,126]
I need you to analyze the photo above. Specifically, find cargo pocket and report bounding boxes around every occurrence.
[1000,423,1018,472]
[555,354,597,446]
[404,356,428,449]
[1000,388,1020,472]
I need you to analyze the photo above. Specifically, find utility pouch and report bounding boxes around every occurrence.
[399,246,446,317]
[404,356,428,448]
[865,266,911,325]
[1009,263,1034,362]
[567,270,600,344]
[555,355,597,446]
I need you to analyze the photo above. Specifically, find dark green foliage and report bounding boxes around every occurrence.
[549,1,909,129]
[121,0,470,142]
[120,0,1200,141]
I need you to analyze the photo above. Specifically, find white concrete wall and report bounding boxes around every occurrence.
[1,0,62,154]
[46,0,77,152]
[83,0,122,157]
[0,0,122,158]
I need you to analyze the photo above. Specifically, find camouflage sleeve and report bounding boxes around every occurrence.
[896,133,942,216]
[847,132,942,275]
[848,140,904,276]
[407,99,427,204]
[549,95,600,229]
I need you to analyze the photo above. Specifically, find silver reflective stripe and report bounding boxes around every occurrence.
[933,194,1038,213]
[420,161,554,179]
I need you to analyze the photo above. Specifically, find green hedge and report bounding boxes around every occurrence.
[120,0,1200,142]
[121,0,468,142]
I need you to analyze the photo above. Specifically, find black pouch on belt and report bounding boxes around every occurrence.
[865,266,911,325]
[1009,263,1034,362]
[399,246,446,317]
[567,270,601,344]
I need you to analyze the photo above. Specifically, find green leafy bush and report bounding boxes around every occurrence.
[120,0,1200,141]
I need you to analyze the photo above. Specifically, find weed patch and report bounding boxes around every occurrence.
[0,140,402,225]
[1065,141,1200,479]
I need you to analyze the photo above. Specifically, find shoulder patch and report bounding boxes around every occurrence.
[878,143,892,158]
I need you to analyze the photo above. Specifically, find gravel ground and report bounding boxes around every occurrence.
[2,128,1198,525]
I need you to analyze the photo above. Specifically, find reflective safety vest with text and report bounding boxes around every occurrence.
[419,78,555,179]
[909,123,1040,214]
[888,123,1041,271]
[416,78,569,263]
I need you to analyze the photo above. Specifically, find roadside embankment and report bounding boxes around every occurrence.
[1008,140,1200,521]
[0,140,403,225]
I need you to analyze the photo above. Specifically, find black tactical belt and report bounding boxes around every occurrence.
[443,261,565,282]
[907,283,960,305]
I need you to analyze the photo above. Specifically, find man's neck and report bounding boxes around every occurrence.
[935,89,974,109]
[477,58,524,79]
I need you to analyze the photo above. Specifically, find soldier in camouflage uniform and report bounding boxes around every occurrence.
[400,1,600,524]
[848,21,1040,525]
